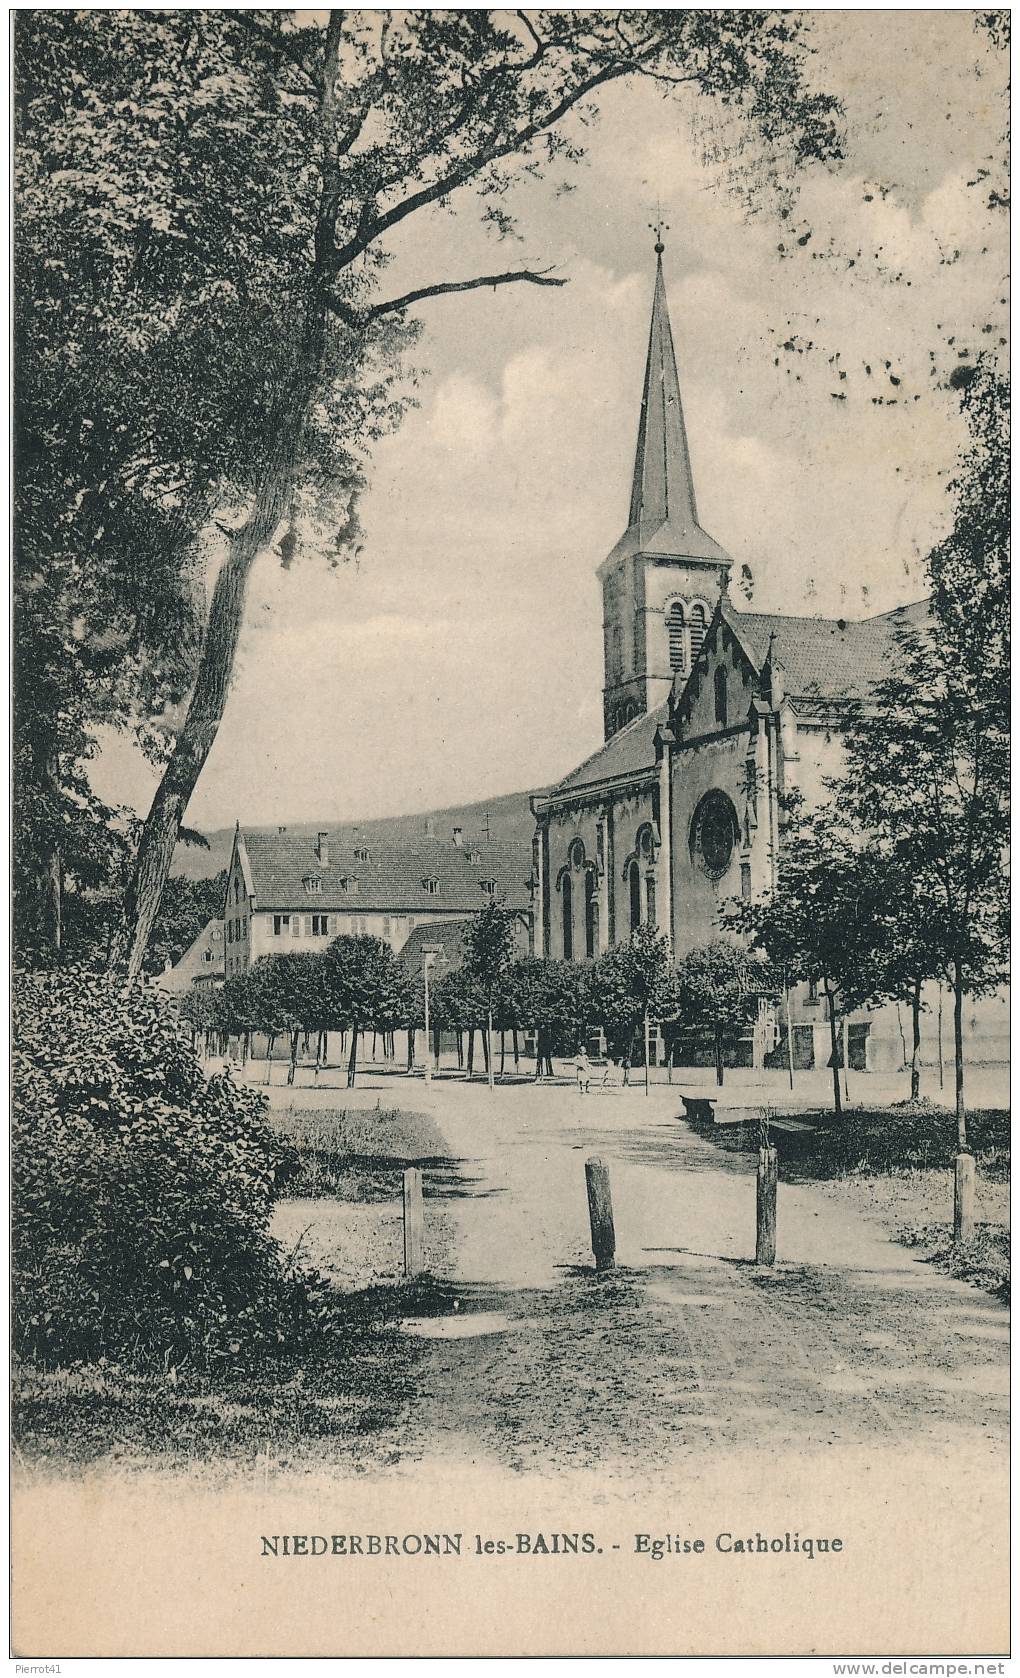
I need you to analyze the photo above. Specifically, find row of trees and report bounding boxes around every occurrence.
[177,912,757,1092]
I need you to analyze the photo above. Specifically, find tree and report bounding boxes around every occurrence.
[321,934,407,1087]
[723,801,887,1116]
[823,357,1008,1145]
[462,899,517,1090]
[838,656,1007,1144]
[247,957,291,1082]
[592,927,675,1094]
[674,943,752,1086]
[510,958,592,1079]
[16,12,841,977]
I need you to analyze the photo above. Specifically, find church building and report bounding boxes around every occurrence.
[530,242,1006,1072]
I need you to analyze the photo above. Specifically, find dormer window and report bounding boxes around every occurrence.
[303,874,323,894]
[354,846,370,862]
[340,875,359,895]
[422,877,440,896]
[479,878,497,896]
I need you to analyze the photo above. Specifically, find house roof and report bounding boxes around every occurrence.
[239,830,532,914]
[399,912,530,975]
[604,255,730,571]
[544,701,668,800]
[157,918,223,992]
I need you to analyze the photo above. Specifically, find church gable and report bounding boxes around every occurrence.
[672,603,761,742]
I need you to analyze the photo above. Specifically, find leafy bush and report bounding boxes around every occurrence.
[12,967,330,1372]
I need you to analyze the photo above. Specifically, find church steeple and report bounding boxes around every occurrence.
[625,248,728,563]
[598,238,730,742]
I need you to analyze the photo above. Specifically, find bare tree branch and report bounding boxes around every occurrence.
[326,266,567,326]
[370,267,567,315]
[330,55,645,272]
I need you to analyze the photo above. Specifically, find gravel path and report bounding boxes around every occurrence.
[355,1078,1011,1479]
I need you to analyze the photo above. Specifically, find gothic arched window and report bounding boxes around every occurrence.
[561,871,573,961]
[667,602,686,673]
[629,858,642,932]
[690,603,708,663]
[714,666,729,726]
[584,869,598,959]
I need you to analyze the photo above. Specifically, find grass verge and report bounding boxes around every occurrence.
[271,1104,451,1200]
[700,1101,1010,1302]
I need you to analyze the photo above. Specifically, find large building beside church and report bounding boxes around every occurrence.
[530,246,1006,1072]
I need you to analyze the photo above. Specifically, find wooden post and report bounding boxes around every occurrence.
[954,1152,975,1245]
[756,1145,778,1266]
[403,1167,424,1278]
[585,1157,616,1272]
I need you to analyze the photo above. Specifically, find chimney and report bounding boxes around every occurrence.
[316,831,329,866]
[452,826,463,848]
[277,825,287,835]
[424,817,435,839]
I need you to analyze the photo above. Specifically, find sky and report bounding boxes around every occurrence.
[91,10,1008,831]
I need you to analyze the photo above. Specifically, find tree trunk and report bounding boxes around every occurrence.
[512,1028,520,1071]
[714,1023,724,1087]
[499,1028,506,1078]
[241,1030,250,1066]
[287,1026,299,1086]
[644,1010,650,1098]
[952,958,967,1152]
[265,1032,276,1085]
[909,978,922,1102]
[456,1032,464,1069]
[533,1028,542,1080]
[937,985,945,1090]
[347,1022,359,1090]
[432,1022,441,1071]
[406,1027,415,1073]
[467,1030,475,1077]
[116,19,345,982]
[823,979,842,1117]
[486,1009,494,1090]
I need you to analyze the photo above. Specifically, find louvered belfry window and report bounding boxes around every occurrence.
[667,602,686,672]
[690,603,707,662]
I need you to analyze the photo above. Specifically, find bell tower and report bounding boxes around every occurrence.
[599,232,730,740]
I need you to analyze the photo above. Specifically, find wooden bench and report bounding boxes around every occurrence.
[680,1095,717,1123]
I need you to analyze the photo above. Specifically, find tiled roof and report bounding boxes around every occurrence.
[730,598,931,702]
[240,831,532,914]
[158,918,223,991]
[399,917,475,974]
[545,702,667,799]
[400,912,531,975]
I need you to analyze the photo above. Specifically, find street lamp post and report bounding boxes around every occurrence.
[422,945,442,1085]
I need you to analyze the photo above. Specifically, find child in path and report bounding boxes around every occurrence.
[575,1046,591,1095]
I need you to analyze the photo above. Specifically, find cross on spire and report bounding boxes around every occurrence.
[648,212,670,256]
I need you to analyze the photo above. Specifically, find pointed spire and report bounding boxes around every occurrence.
[624,248,729,565]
